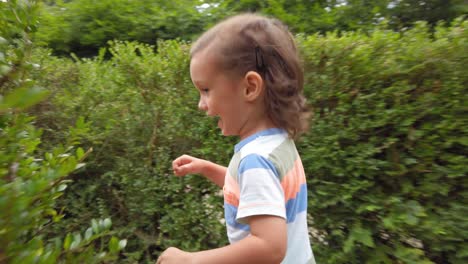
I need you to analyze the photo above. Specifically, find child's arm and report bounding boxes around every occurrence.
[157,214,287,264]
[172,154,226,187]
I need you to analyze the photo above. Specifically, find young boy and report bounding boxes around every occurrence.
[156,13,315,264]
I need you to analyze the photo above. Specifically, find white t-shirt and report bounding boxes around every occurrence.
[223,128,316,264]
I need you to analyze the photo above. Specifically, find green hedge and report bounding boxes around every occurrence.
[299,19,467,263]
[1,1,125,262]
[32,41,233,262]
[29,19,467,263]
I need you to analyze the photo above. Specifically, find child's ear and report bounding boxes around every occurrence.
[243,71,264,102]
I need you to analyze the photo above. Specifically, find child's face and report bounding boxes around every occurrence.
[190,51,250,138]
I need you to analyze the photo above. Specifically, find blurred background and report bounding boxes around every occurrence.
[1,0,467,263]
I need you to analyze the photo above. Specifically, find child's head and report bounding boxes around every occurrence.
[190,13,310,139]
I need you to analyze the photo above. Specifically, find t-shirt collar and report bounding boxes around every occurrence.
[234,128,286,153]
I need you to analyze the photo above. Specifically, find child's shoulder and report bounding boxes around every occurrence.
[237,128,290,158]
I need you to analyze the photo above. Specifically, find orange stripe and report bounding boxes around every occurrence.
[281,158,307,201]
[224,173,240,206]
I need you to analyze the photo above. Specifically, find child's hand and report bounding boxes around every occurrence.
[173,155,226,188]
[156,247,193,264]
[172,154,205,177]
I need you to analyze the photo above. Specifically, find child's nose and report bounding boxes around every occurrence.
[198,98,207,111]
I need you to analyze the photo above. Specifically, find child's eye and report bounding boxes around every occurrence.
[202,88,209,93]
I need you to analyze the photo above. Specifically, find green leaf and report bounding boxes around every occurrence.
[91,219,99,233]
[76,147,85,160]
[63,233,72,250]
[45,209,57,217]
[344,222,375,252]
[456,247,468,258]
[75,116,87,129]
[0,65,10,75]
[0,86,49,111]
[75,163,86,170]
[109,236,119,253]
[57,184,67,192]
[394,243,431,263]
[343,235,354,253]
[70,240,79,250]
[102,218,112,230]
[74,233,82,245]
[119,239,127,250]
[84,227,93,241]
[45,152,53,161]
[404,214,419,226]
[356,227,374,248]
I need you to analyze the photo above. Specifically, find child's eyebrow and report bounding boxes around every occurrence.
[193,80,207,88]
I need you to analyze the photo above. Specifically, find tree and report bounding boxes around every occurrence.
[35,0,208,56]
[204,0,467,34]
[387,0,468,29]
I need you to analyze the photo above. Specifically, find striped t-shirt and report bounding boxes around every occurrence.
[223,128,316,264]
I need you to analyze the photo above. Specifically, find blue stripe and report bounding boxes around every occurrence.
[224,203,251,231]
[285,183,308,223]
[234,128,287,153]
[238,154,279,179]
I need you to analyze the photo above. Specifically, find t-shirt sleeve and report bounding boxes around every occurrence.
[236,153,286,224]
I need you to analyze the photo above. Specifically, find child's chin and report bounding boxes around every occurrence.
[220,129,228,136]
[220,129,234,137]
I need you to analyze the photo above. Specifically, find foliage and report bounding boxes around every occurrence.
[204,0,467,34]
[29,18,468,263]
[5,0,466,261]
[31,40,233,262]
[34,0,467,56]
[298,18,468,263]
[387,0,468,29]
[34,0,209,56]
[0,1,125,262]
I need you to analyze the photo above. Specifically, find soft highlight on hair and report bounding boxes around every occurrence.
[191,13,311,139]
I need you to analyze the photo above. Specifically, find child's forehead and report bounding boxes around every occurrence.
[190,51,220,83]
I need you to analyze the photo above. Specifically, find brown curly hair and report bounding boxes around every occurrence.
[190,13,310,139]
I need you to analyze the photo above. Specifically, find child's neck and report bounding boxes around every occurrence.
[238,109,276,140]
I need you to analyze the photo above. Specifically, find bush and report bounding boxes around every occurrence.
[30,17,467,263]
[0,1,125,262]
[32,40,233,262]
[299,19,468,263]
